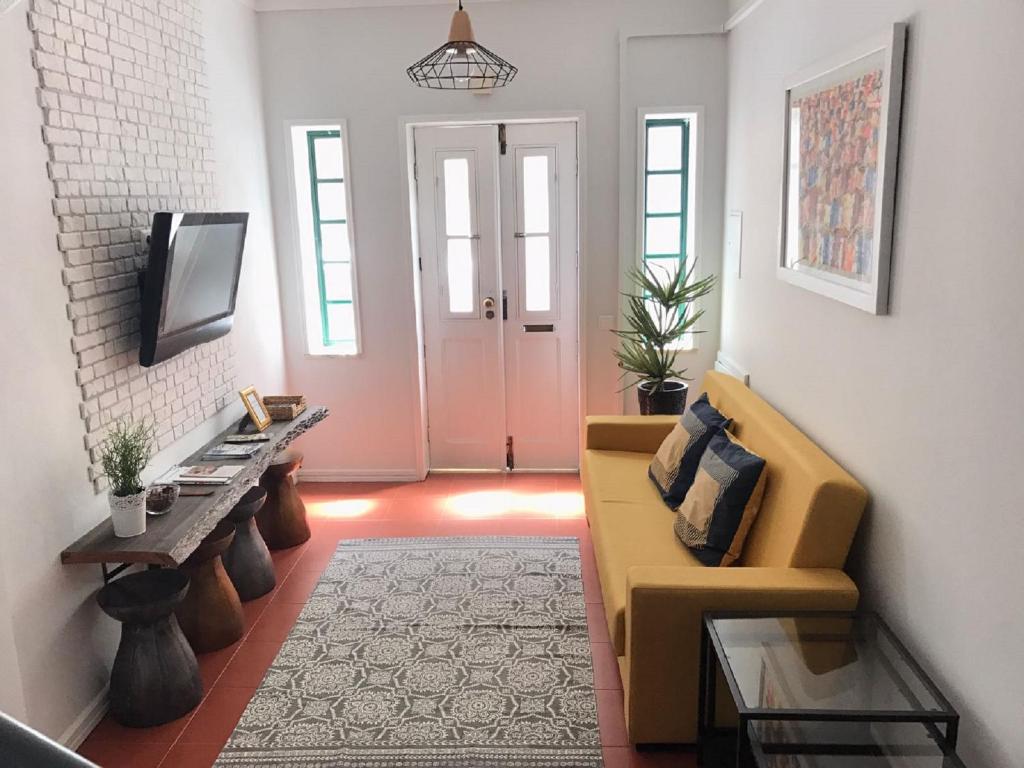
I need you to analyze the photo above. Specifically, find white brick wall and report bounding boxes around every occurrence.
[28,0,236,492]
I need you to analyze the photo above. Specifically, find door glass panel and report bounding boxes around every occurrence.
[646,174,682,214]
[524,236,551,312]
[444,158,472,237]
[522,155,550,234]
[313,137,344,179]
[317,182,347,220]
[646,216,681,255]
[446,238,475,313]
[322,262,353,302]
[647,125,683,171]
[320,223,351,262]
[326,302,356,342]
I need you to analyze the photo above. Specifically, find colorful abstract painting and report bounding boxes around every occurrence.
[791,68,883,281]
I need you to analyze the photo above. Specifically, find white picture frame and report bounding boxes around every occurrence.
[777,23,907,315]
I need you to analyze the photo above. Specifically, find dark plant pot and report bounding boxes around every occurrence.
[638,380,689,415]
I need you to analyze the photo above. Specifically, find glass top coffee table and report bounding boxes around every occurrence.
[698,612,961,768]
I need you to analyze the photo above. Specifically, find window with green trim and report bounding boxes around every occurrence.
[642,117,690,284]
[290,123,360,355]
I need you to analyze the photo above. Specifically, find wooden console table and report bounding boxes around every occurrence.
[61,407,328,581]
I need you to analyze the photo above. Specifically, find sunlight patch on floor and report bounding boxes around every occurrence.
[445,490,584,519]
[307,498,379,519]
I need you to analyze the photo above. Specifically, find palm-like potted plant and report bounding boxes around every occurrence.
[613,262,716,415]
[101,420,155,538]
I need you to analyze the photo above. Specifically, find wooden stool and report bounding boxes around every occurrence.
[223,486,276,601]
[257,449,310,550]
[174,520,244,653]
[97,569,202,727]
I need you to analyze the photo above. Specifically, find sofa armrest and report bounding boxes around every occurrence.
[622,566,859,744]
[585,415,678,453]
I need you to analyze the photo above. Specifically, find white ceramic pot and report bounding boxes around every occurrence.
[109,490,147,538]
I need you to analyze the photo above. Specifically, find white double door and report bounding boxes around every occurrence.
[415,122,579,471]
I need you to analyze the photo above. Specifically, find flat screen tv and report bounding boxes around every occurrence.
[139,212,249,368]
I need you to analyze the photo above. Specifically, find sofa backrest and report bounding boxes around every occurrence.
[700,372,866,569]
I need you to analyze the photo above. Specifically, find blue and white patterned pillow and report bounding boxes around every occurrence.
[648,393,731,508]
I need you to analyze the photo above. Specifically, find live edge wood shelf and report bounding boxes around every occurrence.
[61,407,328,574]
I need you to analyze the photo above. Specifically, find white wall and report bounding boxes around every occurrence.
[205,0,288,395]
[0,0,285,743]
[257,0,728,476]
[721,1,1024,765]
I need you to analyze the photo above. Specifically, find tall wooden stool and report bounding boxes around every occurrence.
[174,520,244,653]
[97,569,202,727]
[257,449,310,550]
[223,486,276,601]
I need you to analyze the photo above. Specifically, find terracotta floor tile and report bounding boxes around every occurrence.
[596,688,629,747]
[77,739,170,768]
[273,565,325,604]
[587,602,612,644]
[218,640,283,688]
[269,542,309,579]
[248,598,305,643]
[591,642,622,690]
[85,710,193,746]
[240,591,276,633]
[157,740,225,768]
[196,643,239,690]
[176,686,256,745]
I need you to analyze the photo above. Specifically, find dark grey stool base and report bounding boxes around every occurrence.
[98,570,202,728]
[223,486,276,601]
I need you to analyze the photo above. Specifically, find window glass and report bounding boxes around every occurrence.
[524,236,552,312]
[645,217,681,256]
[444,158,472,237]
[317,182,347,221]
[446,238,474,313]
[646,125,683,170]
[646,174,682,214]
[522,155,550,234]
[313,137,343,179]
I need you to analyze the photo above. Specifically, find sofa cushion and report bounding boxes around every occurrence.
[675,432,767,566]
[648,394,731,509]
[585,449,700,653]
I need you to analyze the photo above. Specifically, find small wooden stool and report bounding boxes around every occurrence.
[97,569,202,727]
[223,486,276,601]
[257,449,310,550]
[174,520,245,653]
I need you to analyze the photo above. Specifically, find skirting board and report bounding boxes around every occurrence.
[59,686,107,750]
[298,469,422,482]
[714,351,750,385]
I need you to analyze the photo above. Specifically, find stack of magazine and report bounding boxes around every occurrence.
[155,464,246,486]
[203,442,263,461]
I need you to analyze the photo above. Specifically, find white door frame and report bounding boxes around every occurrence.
[398,111,587,477]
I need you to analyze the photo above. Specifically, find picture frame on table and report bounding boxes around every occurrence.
[239,386,272,432]
[777,23,907,315]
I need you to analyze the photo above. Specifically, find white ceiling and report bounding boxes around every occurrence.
[253,0,508,12]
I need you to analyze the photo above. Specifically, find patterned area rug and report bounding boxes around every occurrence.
[215,537,603,767]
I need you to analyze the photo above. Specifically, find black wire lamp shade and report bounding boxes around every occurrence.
[407,1,518,90]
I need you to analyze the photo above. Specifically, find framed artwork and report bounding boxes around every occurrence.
[778,23,907,314]
[239,386,272,432]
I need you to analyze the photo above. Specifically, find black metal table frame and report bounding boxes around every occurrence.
[697,610,960,768]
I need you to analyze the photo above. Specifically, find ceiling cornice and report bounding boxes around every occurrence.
[724,0,768,31]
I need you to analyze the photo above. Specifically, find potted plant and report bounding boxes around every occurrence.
[613,262,716,415]
[101,420,155,538]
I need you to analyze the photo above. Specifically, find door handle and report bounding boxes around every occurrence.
[483,296,496,319]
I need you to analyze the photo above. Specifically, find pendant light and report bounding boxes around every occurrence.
[406,1,518,90]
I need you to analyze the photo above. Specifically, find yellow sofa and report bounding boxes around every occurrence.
[582,371,867,744]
